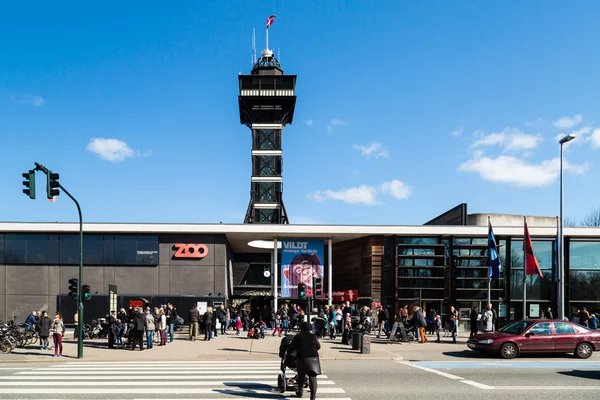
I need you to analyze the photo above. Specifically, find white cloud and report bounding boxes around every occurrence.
[15,94,44,108]
[304,120,313,126]
[553,114,583,129]
[308,179,412,205]
[380,180,412,199]
[451,126,464,137]
[352,143,389,158]
[458,154,588,187]
[505,132,544,151]
[471,128,543,152]
[471,132,505,148]
[86,138,135,162]
[525,117,545,127]
[591,129,600,149]
[308,185,379,205]
[327,118,347,133]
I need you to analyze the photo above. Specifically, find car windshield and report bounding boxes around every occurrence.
[498,321,535,334]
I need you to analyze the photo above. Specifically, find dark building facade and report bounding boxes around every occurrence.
[0,222,598,328]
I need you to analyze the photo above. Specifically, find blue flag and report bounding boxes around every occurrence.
[488,221,501,280]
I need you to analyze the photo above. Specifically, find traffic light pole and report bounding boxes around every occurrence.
[59,183,84,359]
[33,162,83,359]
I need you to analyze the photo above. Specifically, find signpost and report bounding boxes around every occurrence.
[108,285,118,313]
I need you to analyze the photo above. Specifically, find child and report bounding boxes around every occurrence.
[434,315,442,343]
[115,318,124,345]
[235,316,242,336]
[260,321,267,339]
[273,315,282,337]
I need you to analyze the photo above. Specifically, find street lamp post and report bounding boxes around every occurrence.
[558,134,576,320]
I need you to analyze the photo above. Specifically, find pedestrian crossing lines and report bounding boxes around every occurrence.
[0,361,351,400]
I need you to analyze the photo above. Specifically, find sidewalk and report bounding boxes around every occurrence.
[1,330,477,363]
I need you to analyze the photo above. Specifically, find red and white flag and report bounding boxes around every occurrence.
[266,14,277,29]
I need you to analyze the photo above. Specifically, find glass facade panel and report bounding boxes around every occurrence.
[59,235,79,265]
[4,234,26,263]
[569,271,600,302]
[509,270,553,300]
[570,241,600,270]
[48,235,59,264]
[510,240,553,272]
[114,236,137,265]
[0,234,3,264]
[25,234,48,264]
[104,235,115,264]
[83,235,104,265]
[136,236,159,265]
[239,264,271,285]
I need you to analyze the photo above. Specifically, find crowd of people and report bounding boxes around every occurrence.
[23,310,66,356]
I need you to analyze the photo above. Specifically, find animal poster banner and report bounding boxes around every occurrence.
[281,240,324,298]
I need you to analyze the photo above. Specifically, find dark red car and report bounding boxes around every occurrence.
[467,320,600,359]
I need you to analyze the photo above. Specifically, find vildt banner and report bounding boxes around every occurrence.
[281,240,324,298]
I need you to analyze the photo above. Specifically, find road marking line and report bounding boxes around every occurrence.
[496,386,600,390]
[0,368,34,370]
[38,367,283,370]
[59,361,282,365]
[18,369,282,375]
[395,361,464,380]
[0,387,347,394]
[0,375,329,380]
[129,398,353,400]
[0,380,337,386]
[460,380,495,390]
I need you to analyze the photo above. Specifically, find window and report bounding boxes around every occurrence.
[48,235,59,264]
[4,234,26,263]
[569,241,600,270]
[529,322,552,335]
[114,236,137,265]
[509,270,553,300]
[83,235,104,265]
[136,236,159,265]
[554,322,575,335]
[0,234,3,263]
[59,235,79,265]
[25,234,48,264]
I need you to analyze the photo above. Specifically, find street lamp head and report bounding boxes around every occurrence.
[559,134,576,145]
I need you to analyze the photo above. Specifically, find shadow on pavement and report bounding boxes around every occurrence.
[220,348,248,352]
[442,351,492,359]
[558,370,600,380]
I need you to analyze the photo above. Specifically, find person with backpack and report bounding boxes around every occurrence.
[377,306,390,338]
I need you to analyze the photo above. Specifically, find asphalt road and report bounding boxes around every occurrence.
[1,358,600,399]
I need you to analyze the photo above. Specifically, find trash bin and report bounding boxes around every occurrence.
[351,332,363,350]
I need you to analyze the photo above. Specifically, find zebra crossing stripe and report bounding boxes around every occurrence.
[0,374,329,380]
[0,380,337,386]
[0,387,347,394]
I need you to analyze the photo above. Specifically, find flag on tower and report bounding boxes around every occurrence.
[488,220,501,280]
[266,15,277,29]
[523,218,544,278]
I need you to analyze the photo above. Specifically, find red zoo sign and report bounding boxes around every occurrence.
[129,300,144,307]
[173,243,209,259]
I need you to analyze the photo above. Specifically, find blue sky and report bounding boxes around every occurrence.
[1,1,600,226]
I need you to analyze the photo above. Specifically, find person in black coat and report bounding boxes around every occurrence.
[287,322,321,399]
[37,311,51,350]
[470,306,479,338]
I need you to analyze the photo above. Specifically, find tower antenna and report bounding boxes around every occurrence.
[252,28,256,64]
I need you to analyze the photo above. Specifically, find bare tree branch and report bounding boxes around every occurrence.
[581,207,600,227]
[564,217,579,227]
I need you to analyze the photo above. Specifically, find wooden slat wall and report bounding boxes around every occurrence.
[332,236,384,301]
[332,238,362,292]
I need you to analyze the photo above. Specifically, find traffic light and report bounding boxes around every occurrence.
[46,170,60,199]
[298,283,307,299]
[313,277,323,298]
[81,285,91,301]
[68,278,78,300]
[22,170,36,199]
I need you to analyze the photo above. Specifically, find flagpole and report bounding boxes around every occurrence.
[266,25,269,51]
[487,216,491,305]
[523,216,527,320]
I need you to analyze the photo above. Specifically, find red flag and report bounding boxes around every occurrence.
[523,220,544,277]
[266,14,277,29]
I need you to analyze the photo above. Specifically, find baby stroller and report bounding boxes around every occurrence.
[247,321,261,339]
[277,335,308,393]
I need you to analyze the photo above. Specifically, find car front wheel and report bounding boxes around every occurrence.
[500,343,518,359]
[575,342,593,359]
